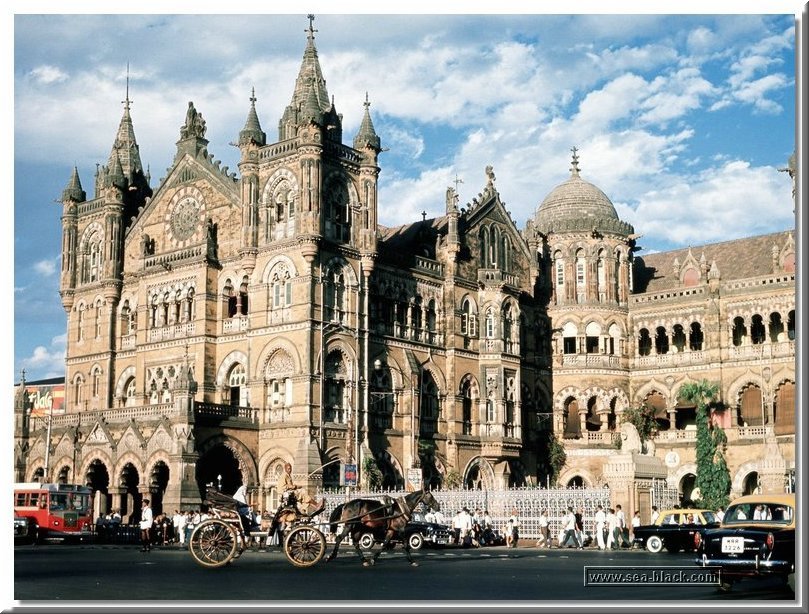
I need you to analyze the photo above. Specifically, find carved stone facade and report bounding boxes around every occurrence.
[13,21,795,521]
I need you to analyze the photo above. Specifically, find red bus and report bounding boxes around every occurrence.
[13,483,94,542]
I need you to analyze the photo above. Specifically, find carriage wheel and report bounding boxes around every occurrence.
[284,525,326,568]
[188,519,238,568]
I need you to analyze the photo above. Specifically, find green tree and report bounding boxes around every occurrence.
[443,469,462,490]
[548,433,567,487]
[679,380,731,510]
[362,456,384,490]
[622,404,659,449]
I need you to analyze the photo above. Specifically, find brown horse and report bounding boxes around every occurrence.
[326,489,439,566]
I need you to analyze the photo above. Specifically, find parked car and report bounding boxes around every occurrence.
[695,493,795,593]
[14,514,31,544]
[632,508,719,553]
[358,519,453,551]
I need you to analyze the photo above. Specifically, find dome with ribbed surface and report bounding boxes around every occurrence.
[534,150,633,236]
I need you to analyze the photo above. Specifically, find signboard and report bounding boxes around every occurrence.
[340,463,357,487]
[406,468,422,491]
[26,383,66,417]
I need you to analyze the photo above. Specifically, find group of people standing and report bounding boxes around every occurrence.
[532,504,635,549]
[446,507,505,547]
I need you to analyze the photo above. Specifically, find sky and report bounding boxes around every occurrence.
[7,4,800,383]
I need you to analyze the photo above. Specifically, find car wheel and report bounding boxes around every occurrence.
[358,532,375,550]
[646,535,663,553]
[408,533,424,551]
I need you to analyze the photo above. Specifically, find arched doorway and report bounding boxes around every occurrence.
[149,461,170,516]
[119,463,140,522]
[743,471,760,495]
[679,473,697,506]
[195,444,243,498]
[55,465,71,484]
[85,459,111,517]
[566,476,584,488]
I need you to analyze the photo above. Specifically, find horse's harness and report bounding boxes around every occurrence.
[343,492,427,525]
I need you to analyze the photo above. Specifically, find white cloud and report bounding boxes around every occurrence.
[382,126,425,160]
[625,161,794,247]
[28,65,68,84]
[686,27,718,55]
[639,68,715,125]
[34,259,57,277]
[573,73,649,131]
[20,334,67,380]
[733,74,790,114]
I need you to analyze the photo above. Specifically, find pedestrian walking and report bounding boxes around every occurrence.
[506,509,520,548]
[536,509,550,547]
[594,505,607,550]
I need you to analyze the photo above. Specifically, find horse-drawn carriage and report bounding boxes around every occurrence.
[187,487,327,569]
[188,487,440,569]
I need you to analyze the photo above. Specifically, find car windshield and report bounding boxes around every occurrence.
[723,502,793,525]
[701,511,717,524]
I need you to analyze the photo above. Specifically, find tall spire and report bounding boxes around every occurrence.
[109,64,144,179]
[61,166,86,203]
[353,92,381,152]
[569,146,581,177]
[239,87,266,146]
[279,14,334,140]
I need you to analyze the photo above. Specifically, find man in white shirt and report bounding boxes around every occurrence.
[614,504,630,548]
[651,506,660,524]
[536,510,550,548]
[172,509,186,545]
[594,505,607,550]
[560,506,582,549]
[606,508,617,549]
[460,508,474,546]
[139,499,153,553]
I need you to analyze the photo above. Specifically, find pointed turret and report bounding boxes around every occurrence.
[238,88,266,147]
[61,166,86,203]
[299,77,324,126]
[278,15,335,140]
[100,71,152,221]
[108,87,145,180]
[106,150,125,189]
[353,93,381,153]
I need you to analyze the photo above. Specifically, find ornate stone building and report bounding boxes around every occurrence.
[14,21,795,520]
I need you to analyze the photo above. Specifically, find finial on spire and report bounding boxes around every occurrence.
[570,146,580,176]
[250,87,256,106]
[453,173,464,192]
[122,62,132,111]
[306,14,317,40]
[364,92,371,110]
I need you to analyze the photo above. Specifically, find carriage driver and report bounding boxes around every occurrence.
[277,462,324,516]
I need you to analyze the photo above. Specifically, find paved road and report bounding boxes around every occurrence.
[12,542,795,605]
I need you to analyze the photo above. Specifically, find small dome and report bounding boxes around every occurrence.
[534,150,632,237]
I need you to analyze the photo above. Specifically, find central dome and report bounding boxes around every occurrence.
[534,152,632,237]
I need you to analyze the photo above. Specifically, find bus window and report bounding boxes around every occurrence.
[15,493,26,506]
[50,494,68,511]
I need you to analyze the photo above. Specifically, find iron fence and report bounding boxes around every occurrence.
[317,485,613,540]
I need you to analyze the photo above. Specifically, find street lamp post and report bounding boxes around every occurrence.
[43,396,54,483]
